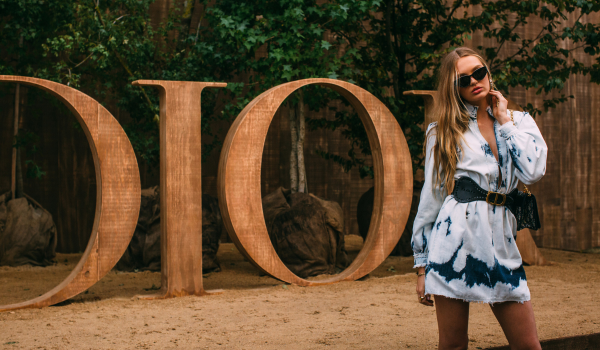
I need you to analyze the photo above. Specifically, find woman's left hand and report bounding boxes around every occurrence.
[488,90,511,125]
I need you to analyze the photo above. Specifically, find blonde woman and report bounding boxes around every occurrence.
[411,47,547,350]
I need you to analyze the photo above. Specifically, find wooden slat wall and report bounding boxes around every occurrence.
[0,86,373,252]
[0,86,14,204]
[55,108,97,253]
[1,2,598,252]
[0,85,96,253]
[469,9,600,250]
[260,103,374,237]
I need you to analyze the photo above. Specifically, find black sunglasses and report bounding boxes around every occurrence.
[457,66,488,88]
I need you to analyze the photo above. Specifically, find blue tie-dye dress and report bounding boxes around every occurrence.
[411,103,547,303]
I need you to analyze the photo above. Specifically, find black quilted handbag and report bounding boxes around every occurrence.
[507,109,541,231]
[510,186,541,231]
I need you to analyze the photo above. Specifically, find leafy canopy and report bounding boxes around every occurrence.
[1,0,599,176]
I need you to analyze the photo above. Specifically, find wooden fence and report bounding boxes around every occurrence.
[467,9,600,251]
[1,2,598,253]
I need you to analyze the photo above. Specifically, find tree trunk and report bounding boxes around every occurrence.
[385,0,400,99]
[288,101,299,193]
[296,90,307,193]
[12,35,24,200]
[11,84,20,200]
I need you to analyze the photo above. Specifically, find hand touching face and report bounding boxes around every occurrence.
[456,55,511,124]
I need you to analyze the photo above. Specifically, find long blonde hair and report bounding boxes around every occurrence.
[429,47,493,194]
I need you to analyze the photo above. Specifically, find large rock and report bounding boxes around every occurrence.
[262,187,348,278]
[115,187,222,273]
[0,192,57,266]
[356,184,421,257]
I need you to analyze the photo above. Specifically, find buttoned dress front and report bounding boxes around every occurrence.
[411,103,547,303]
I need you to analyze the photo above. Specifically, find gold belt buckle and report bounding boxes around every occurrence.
[486,191,506,206]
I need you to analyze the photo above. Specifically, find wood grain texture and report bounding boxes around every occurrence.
[0,76,140,312]
[218,78,413,286]
[132,80,226,298]
[2,5,597,254]
[404,90,547,265]
[466,11,600,251]
[516,229,548,266]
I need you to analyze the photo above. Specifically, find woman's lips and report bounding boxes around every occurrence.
[472,87,483,94]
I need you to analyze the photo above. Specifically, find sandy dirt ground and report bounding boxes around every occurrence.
[1,235,599,350]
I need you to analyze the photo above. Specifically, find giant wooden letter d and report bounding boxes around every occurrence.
[0,76,141,311]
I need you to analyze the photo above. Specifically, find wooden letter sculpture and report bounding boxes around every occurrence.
[0,77,413,310]
[132,80,226,297]
[218,79,413,285]
[0,76,141,311]
[402,90,438,129]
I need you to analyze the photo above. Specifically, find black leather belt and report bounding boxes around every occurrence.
[452,177,520,214]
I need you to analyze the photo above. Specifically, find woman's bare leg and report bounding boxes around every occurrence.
[434,295,470,350]
[490,301,541,350]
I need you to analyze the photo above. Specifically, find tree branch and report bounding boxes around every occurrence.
[91,1,155,113]
[491,26,547,71]
[73,52,95,68]
[385,0,401,98]
[297,89,307,193]
[490,20,522,68]
[446,0,463,21]
[437,0,463,25]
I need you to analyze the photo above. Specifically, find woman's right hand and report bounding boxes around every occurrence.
[416,267,433,306]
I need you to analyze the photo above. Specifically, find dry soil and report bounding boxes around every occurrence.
[1,235,599,349]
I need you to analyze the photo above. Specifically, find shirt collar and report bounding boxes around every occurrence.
[463,101,494,121]
[463,101,478,120]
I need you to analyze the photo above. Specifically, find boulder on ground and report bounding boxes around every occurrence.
[262,187,348,278]
[115,187,222,273]
[0,191,57,267]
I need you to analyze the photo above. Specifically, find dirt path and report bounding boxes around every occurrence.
[1,235,599,349]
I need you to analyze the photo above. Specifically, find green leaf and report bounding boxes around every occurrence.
[321,40,332,50]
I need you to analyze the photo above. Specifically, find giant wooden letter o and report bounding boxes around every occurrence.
[218,78,413,286]
[0,76,140,311]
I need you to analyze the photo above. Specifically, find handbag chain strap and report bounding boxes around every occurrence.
[509,109,532,197]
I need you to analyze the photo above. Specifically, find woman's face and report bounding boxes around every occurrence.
[456,55,490,105]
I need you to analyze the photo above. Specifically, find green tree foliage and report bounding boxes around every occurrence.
[1,0,599,177]
[1,0,222,166]
[325,0,600,175]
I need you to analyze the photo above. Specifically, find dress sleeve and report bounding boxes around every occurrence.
[412,123,445,268]
[498,111,548,185]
